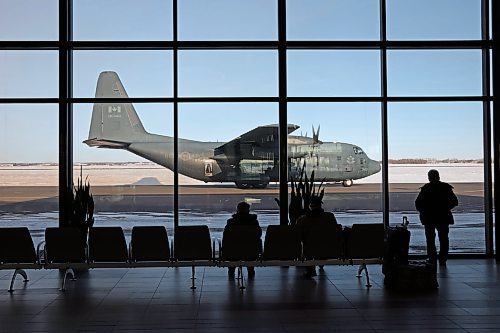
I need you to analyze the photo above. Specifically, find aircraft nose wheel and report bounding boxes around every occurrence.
[342,179,353,187]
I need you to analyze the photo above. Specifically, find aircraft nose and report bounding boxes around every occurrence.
[369,159,381,175]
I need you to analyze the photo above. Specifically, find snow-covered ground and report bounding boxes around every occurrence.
[0,163,486,186]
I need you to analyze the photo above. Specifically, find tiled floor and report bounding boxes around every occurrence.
[1,260,499,332]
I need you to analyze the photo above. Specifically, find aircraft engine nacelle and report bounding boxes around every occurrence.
[288,151,309,159]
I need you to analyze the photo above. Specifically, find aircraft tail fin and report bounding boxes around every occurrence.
[86,71,148,147]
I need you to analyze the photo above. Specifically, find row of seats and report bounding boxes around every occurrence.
[0,223,385,292]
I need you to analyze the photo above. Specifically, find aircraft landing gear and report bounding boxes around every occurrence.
[235,181,269,189]
[342,179,353,187]
[235,181,251,189]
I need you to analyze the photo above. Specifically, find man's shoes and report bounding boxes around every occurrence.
[439,259,447,267]
[304,267,317,278]
[426,259,437,267]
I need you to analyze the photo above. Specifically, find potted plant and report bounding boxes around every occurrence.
[288,162,325,225]
[68,166,95,244]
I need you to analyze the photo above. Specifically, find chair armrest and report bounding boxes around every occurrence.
[85,242,89,263]
[36,240,46,265]
[216,238,222,260]
[259,239,263,261]
[211,237,215,261]
[128,242,133,262]
[169,236,174,260]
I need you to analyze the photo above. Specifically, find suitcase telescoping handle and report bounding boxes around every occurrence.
[402,216,409,228]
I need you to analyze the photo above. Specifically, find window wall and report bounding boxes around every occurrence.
[0,0,495,255]
[0,104,59,243]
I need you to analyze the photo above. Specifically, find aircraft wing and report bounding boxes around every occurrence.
[214,124,299,163]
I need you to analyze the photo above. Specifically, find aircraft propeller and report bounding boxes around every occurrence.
[311,125,321,167]
[312,125,320,145]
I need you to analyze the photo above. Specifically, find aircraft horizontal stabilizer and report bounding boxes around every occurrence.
[83,138,130,149]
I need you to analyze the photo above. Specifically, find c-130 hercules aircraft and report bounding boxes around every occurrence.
[85,71,381,189]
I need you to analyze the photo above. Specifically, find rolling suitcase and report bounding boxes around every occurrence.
[382,216,410,274]
[383,217,438,291]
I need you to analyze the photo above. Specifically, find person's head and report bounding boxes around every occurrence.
[236,201,250,214]
[428,169,440,182]
[309,196,323,211]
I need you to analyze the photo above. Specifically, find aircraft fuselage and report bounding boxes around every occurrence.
[119,133,381,187]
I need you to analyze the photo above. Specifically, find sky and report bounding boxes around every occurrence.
[0,0,487,163]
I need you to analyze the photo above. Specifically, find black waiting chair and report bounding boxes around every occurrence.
[346,223,385,287]
[0,227,41,292]
[302,223,343,261]
[44,227,87,291]
[262,225,302,263]
[174,225,213,261]
[88,227,129,267]
[130,226,170,265]
[173,225,214,289]
[220,225,262,289]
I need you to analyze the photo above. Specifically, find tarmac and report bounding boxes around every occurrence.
[0,183,485,214]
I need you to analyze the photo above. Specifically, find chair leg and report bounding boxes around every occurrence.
[356,262,371,288]
[8,269,29,293]
[356,262,366,277]
[190,266,196,290]
[237,266,245,290]
[60,268,75,291]
[364,265,372,288]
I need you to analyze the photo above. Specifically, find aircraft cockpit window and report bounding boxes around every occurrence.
[353,147,364,155]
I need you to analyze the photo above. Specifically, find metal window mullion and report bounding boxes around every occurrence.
[173,0,179,229]
[481,0,493,256]
[492,0,500,261]
[58,0,72,227]
[380,0,389,227]
[278,0,288,225]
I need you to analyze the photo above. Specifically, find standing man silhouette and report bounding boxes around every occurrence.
[415,169,458,266]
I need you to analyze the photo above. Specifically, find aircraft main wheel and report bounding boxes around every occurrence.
[342,179,353,187]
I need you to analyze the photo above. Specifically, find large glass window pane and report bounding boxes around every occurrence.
[288,103,382,225]
[178,103,279,239]
[388,50,482,97]
[179,51,278,97]
[74,103,174,239]
[287,0,380,41]
[179,0,277,41]
[387,0,481,40]
[73,51,173,98]
[0,0,58,41]
[288,51,380,97]
[0,104,59,243]
[388,102,485,254]
[73,0,172,41]
[0,51,58,98]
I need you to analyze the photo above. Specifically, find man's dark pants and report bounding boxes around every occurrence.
[424,223,449,263]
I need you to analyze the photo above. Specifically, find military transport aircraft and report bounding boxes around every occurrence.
[84,71,381,189]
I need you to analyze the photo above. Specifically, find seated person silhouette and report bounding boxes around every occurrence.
[226,201,262,278]
[296,196,338,278]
